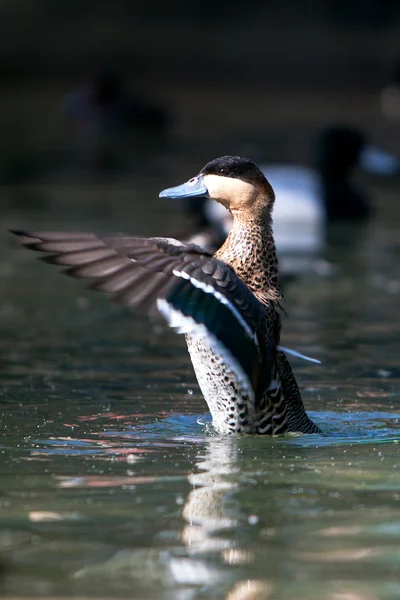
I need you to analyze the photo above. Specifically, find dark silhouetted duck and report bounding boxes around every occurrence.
[11,156,320,435]
[381,59,400,122]
[64,70,171,172]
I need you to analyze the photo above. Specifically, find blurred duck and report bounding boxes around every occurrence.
[64,70,171,172]
[175,126,399,276]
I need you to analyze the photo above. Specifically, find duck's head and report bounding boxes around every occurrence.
[160,156,275,215]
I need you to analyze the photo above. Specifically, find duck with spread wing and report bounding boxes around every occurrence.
[11,156,320,435]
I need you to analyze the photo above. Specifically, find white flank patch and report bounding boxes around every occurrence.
[157,298,196,335]
[171,269,259,349]
[157,298,254,397]
[277,345,321,365]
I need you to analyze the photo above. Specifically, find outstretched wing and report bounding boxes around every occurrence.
[11,230,271,394]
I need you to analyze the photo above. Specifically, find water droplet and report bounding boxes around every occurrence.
[248,515,259,525]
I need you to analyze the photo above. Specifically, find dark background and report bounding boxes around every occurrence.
[1,0,400,86]
[1,0,400,184]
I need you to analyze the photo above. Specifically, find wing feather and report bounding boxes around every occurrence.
[11,229,271,394]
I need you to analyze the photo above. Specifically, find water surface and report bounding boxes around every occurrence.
[1,175,400,599]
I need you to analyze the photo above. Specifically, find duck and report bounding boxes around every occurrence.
[63,70,171,173]
[11,156,320,435]
[174,127,399,275]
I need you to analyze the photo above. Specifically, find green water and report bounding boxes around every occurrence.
[1,176,400,599]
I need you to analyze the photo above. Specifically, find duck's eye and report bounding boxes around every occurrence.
[219,168,228,175]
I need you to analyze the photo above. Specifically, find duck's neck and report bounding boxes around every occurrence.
[214,206,282,303]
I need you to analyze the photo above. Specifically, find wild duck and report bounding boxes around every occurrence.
[11,156,320,435]
[174,127,399,274]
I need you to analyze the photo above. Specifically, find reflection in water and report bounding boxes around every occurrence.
[56,436,265,598]
[182,437,241,554]
[180,436,271,598]
[52,435,271,598]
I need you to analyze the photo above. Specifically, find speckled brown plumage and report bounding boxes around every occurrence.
[199,158,319,434]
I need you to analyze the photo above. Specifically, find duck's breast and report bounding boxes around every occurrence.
[185,334,258,435]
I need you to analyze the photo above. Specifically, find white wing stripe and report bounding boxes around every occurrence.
[157,298,254,397]
[171,269,258,348]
